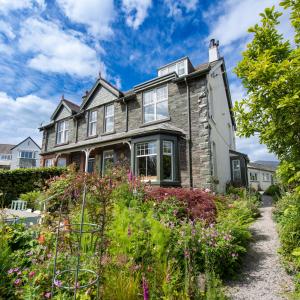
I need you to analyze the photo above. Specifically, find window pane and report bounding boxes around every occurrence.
[137,156,146,177]
[156,86,167,101]
[147,156,157,180]
[163,155,172,180]
[87,158,95,173]
[105,116,114,132]
[105,104,114,116]
[168,65,176,73]
[178,61,185,75]
[144,104,155,123]
[144,90,154,105]
[156,100,168,119]
[57,158,66,167]
[163,141,172,154]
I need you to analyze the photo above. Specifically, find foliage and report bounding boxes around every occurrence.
[0,167,66,207]
[145,187,217,223]
[274,192,300,292]
[264,184,281,201]
[233,2,300,191]
[20,191,43,210]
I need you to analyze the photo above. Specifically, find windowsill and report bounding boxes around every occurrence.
[140,117,171,128]
[54,142,69,147]
[101,130,116,136]
[85,134,98,140]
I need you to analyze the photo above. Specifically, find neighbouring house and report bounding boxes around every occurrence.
[39,39,248,192]
[0,137,41,170]
[0,144,14,170]
[248,162,277,191]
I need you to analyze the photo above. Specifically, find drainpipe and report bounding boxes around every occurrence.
[184,78,193,189]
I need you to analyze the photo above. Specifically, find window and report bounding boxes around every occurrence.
[250,172,258,181]
[232,159,241,182]
[143,85,168,123]
[136,141,157,181]
[19,151,35,159]
[263,173,270,181]
[104,104,114,132]
[87,158,95,173]
[0,154,12,160]
[45,159,53,167]
[88,110,97,136]
[102,150,114,174]
[56,120,69,144]
[163,141,173,181]
[57,157,66,167]
[158,60,187,77]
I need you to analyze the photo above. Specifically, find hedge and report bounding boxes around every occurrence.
[0,167,66,206]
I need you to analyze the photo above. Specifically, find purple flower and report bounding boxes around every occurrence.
[7,269,14,275]
[184,249,190,258]
[47,253,52,259]
[26,251,33,257]
[14,278,22,286]
[13,267,19,273]
[127,171,133,182]
[127,226,132,237]
[17,271,22,276]
[54,279,62,287]
[142,276,149,300]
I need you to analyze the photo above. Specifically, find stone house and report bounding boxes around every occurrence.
[39,40,248,192]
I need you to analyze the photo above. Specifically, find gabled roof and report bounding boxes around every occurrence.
[51,99,80,120]
[0,144,15,154]
[80,77,123,110]
[248,162,277,172]
[11,137,41,150]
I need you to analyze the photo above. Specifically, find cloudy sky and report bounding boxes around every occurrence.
[0,0,292,161]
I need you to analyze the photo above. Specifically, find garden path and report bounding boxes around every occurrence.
[226,195,294,300]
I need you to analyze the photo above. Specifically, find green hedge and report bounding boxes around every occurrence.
[0,167,66,207]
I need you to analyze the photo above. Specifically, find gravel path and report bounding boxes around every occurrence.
[226,195,294,300]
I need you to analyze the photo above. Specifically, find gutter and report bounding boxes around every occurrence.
[184,77,193,189]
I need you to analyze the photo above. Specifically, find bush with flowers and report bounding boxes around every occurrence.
[0,165,260,299]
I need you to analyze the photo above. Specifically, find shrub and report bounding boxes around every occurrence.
[145,187,217,223]
[264,184,281,201]
[0,167,66,207]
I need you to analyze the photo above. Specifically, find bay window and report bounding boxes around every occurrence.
[136,141,158,181]
[88,110,97,136]
[143,85,168,123]
[56,120,69,144]
[104,104,114,132]
[232,159,241,182]
[102,150,114,175]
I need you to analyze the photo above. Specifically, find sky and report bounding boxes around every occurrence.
[0,0,293,161]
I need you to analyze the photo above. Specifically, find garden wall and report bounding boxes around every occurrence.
[0,167,66,206]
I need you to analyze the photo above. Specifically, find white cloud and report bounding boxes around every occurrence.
[0,20,16,39]
[19,18,105,78]
[236,136,277,162]
[230,82,246,103]
[0,0,45,14]
[0,91,56,145]
[204,0,279,46]
[56,0,114,39]
[122,0,152,29]
[165,0,198,17]
[0,37,13,55]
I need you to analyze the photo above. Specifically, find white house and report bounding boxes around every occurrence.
[9,137,41,170]
[0,144,14,170]
[248,162,276,191]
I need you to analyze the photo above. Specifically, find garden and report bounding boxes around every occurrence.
[0,165,261,299]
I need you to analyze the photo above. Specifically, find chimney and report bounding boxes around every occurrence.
[209,39,220,63]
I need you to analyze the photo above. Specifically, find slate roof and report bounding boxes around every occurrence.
[0,144,15,154]
[63,99,80,113]
[248,162,277,172]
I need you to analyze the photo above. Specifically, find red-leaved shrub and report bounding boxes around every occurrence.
[145,187,216,223]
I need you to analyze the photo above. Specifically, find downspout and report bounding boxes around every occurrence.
[184,78,193,189]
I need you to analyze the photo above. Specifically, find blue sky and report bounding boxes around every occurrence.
[0,0,292,161]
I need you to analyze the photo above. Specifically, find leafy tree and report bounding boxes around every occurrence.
[233,1,300,191]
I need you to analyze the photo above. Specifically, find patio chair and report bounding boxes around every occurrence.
[11,200,27,211]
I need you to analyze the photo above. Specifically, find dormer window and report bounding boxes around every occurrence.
[143,85,168,123]
[56,120,69,144]
[158,58,188,77]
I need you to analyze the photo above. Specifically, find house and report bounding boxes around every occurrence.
[0,137,41,170]
[0,144,14,170]
[248,162,277,191]
[39,39,248,192]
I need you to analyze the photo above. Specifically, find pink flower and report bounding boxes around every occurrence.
[7,269,14,274]
[142,276,149,300]
[127,226,132,237]
[14,278,22,286]
[54,279,62,287]
[29,271,36,278]
[44,292,51,298]
[47,253,52,259]
[13,268,19,272]
[204,188,211,193]
[17,271,22,276]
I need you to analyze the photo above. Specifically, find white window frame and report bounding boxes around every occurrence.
[88,110,97,137]
[104,103,114,133]
[143,85,168,124]
[0,154,12,160]
[158,59,187,77]
[45,159,53,167]
[250,172,258,181]
[19,151,35,159]
[162,140,173,181]
[136,141,158,181]
[56,120,69,144]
